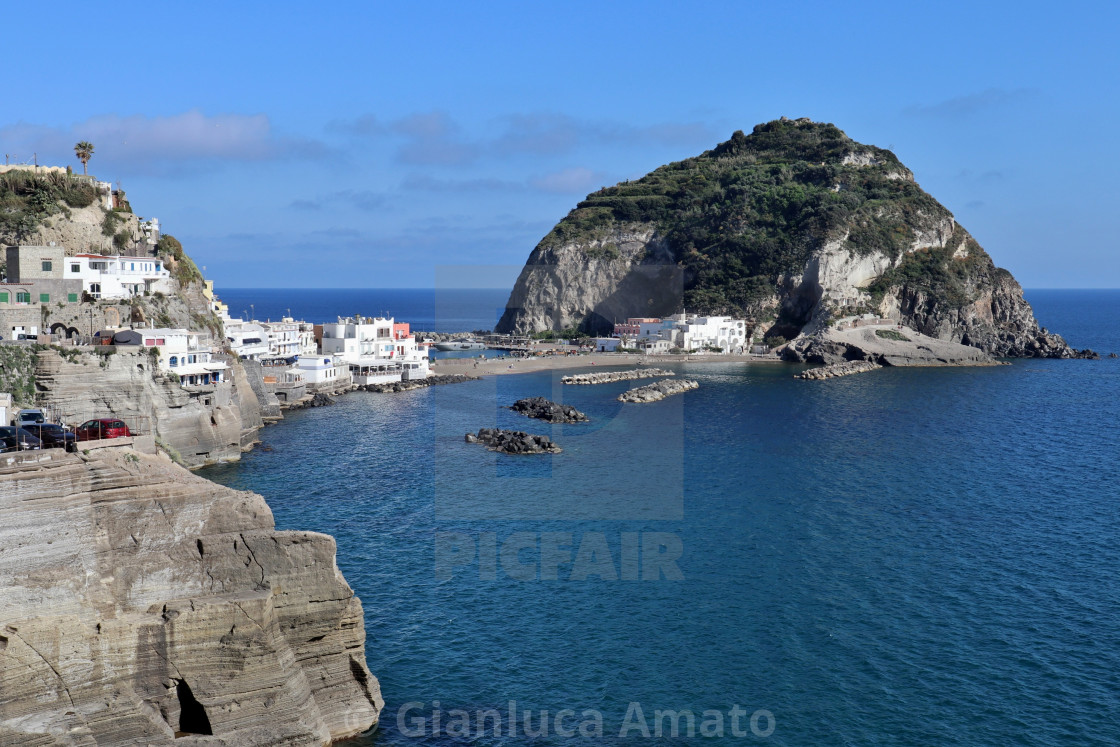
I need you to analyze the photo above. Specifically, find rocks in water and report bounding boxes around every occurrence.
[363,374,478,393]
[465,428,562,454]
[618,379,699,403]
[287,391,336,409]
[795,361,882,380]
[562,368,675,385]
[508,397,589,423]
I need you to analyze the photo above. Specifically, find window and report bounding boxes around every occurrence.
[130,263,135,271]
[39,293,50,303]
[16,292,30,303]
[70,263,79,273]
[67,293,78,302]
[0,292,7,303]
[41,260,52,272]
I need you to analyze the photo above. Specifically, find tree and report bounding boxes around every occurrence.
[74,141,94,175]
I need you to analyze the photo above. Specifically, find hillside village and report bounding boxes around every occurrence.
[0,163,431,467]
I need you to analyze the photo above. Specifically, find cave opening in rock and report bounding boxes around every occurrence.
[175,679,213,736]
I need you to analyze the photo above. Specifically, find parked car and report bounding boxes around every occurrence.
[16,408,46,426]
[0,434,18,453]
[73,419,132,442]
[0,426,43,450]
[22,423,77,451]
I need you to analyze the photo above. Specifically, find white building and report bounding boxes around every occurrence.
[260,318,301,359]
[64,254,172,299]
[117,328,227,387]
[139,217,160,248]
[223,314,270,360]
[296,354,350,388]
[319,315,430,384]
[630,313,748,353]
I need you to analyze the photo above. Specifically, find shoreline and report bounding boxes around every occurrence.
[430,352,786,378]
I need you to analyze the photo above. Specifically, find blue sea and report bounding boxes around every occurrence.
[200,289,1120,745]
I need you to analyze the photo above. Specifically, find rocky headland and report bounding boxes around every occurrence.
[465,428,562,454]
[561,368,675,385]
[495,117,1093,360]
[618,379,699,403]
[0,446,382,744]
[508,397,589,423]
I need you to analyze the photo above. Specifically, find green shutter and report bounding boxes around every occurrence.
[67,293,78,302]
[40,293,50,303]
[0,292,8,303]
[16,292,30,303]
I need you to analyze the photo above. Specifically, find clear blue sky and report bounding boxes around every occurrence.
[3,0,1117,288]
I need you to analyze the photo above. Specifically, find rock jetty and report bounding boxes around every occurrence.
[509,397,589,423]
[0,447,382,744]
[618,378,699,403]
[795,361,882,380]
[363,374,478,393]
[562,368,674,385]
[465,428,562,454]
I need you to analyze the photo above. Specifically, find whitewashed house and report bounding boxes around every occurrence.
[64,254,172,299]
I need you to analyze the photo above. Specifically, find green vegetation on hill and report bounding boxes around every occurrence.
[539,118,951,315]
[0,171,98,241]
[157,234,203,287]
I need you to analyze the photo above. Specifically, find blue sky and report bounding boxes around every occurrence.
[3,1,1117,288]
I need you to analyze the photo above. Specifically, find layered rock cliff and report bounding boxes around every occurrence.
[34,348,257,469]
[496,118,1090,358]
[0,447,382,744]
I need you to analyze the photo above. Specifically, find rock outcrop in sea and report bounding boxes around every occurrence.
[0,447,382,744]
[618,379,699,403]
[362,373,478,393]
[508,397,589,423]
[795,360,882,380]
[465,428,562,454]
[495,117,1092,359]
[562,368,675,385]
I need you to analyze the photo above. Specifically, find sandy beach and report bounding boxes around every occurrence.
[430,352,786,377]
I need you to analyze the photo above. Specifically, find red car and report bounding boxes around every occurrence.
[74,419,132,442]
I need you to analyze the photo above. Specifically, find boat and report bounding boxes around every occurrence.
[432,340,487,351]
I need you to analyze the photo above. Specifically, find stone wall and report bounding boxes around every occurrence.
[0,447,382,743]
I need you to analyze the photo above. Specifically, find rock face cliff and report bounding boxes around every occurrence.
[0,447,382,745]
[34,349,259,469]
[496,118,1089,358]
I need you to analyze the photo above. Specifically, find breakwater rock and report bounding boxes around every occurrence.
[465,428,562,454]
[0,447,382,744]
[796,361,882,380]
[618,379,699,403]
[509,397,589,423]
[363,374,478,393]
[562,368,675,385]
[290,391,336,409]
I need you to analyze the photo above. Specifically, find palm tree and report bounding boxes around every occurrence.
[74,141,94,175]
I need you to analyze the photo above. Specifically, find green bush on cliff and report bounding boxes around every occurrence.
[0,171,98,241]
[157,234,203,287]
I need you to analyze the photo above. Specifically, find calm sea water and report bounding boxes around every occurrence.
[216,288,510,334]
[200,290,1120,745]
